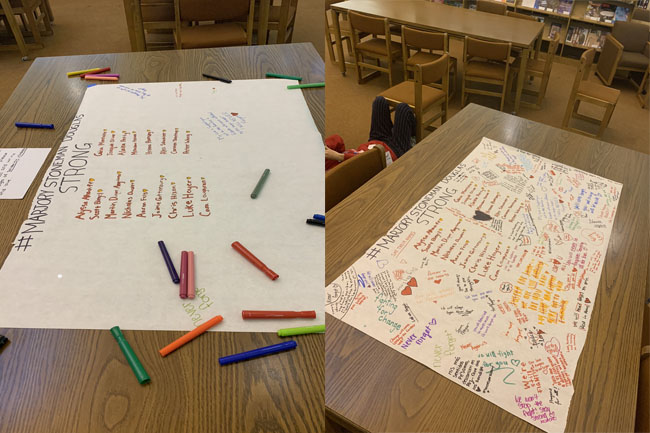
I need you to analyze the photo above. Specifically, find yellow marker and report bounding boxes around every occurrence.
[66,67,104,77]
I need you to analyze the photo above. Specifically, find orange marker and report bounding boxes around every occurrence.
[159,314,223,357]
[187,251,195,299]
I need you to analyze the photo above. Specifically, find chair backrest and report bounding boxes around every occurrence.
[477,0,507,15]
[570,48,596,97]
[325,146,386,212]
[178,0,250,22]
[611,20,650,53]
[348,11,387,36]
[402,26,447,53]
[415,54,449,111]
[543,32,561,76]
[506,10,538,21]
[465,36,510,62]
[632,7,650,22]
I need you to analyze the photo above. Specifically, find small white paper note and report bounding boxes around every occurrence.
[0,148,50,199]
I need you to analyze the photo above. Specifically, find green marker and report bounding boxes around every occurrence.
[266,72,302,81]
[287,82,325,90]
[251,168,271,199]
[110,326,150,385]
[277,324,326,337]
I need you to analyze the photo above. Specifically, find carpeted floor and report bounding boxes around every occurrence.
[0,0,324,110]
[325,37,650,155]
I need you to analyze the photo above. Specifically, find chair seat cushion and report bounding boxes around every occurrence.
[511,57,545,73]
[619,51,649,70]
[356,38,401,57]
[379,81,445,109]
[578,80,621,104]
[181,23,247,49]
[465,60,507,81]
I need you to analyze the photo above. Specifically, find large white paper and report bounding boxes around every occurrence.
[0,148,50,199]
[327,138,621,432]
[0,80,324,333]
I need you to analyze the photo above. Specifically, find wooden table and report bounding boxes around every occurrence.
[0,43,324,433]
[330,0,544,114]
[325,103,649,432]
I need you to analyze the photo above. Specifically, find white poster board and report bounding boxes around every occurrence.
[327,138,622,432]
[0,148,50,199]
[0,80,324,333]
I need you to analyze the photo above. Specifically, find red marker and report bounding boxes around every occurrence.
[242,310,316,319]
[180,251,188,299]
[231,241,279,280]
[79,67,111,78]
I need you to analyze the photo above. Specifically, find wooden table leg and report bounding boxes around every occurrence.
[0,0,29,60]
[514,47,529,114]
[258,0,270,45]
[332,9,346,76]
[534,33,542,60]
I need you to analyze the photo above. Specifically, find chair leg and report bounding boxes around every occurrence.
[597,103,615,138]
[325,28,337,64]
[573,100,581,115]
[25,9,42,46]
[562,96,575,129]
[461,75,466,107]
[537,75,549,107]
[388,60,393,87]
[355,52,363,84]
[499,84,506,112]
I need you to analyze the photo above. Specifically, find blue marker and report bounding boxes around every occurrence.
[313,214,325,222]
[15,122,54,129]
[219,340,297,365]
[87,84,97,88]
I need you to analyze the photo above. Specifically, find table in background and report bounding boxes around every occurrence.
[325,103,649,432]
[330,0,544,114]
[0,43,324,433]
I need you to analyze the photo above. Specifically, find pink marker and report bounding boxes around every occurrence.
[180,251,188,299]
[187,251,195,299]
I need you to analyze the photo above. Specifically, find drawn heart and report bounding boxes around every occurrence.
[529,175,534,178]
[401,286,412,296]
[376,259,389,269]
[434,279,442,284]
[537,329,545,335]
[473,210,492,221]
[473,279,479,284]
[584,298,591,304]
[550,170,556,176]
[572,268,577,273]
[559,199,564,204]
[407,277,417,287]
[231,112,238,116]
[511,359,521,367]
[552,259,561,265]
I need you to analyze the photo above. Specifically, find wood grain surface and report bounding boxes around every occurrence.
[0,43,324,433]
[325,103,649,433]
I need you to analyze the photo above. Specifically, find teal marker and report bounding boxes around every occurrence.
[266,72,302,81]
[251,168,271,199]
[287,82,325,90]
[111,326,150,384]
[277,324,325,337]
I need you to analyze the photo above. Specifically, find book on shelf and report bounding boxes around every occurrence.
[549,23,562,39]
[597,32,608,49]
[575,27,590,46]
[558,0,573,14]
[584,1,602,21]
[521,0,536,7]
[565,26,575,43]
[614,5,630,21]
[599,3,616,23]
[586,29,602,48]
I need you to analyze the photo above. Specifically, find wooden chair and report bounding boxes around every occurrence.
[325,0,367,66]
[476,0,507,15]
[562,48,620,139]
[507,32,560,109]
[348,11,402,87]
[325,145,386,212]
[267,0,297,44]
[379,54,449,142]
[174,0,254,49]
[505,10,537,21]
[401,26,457,98]
[636,300,650,433]
[595,21,650,87]
[461,36,511,111]
[638,66,649,109]
[0,0,52,47]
